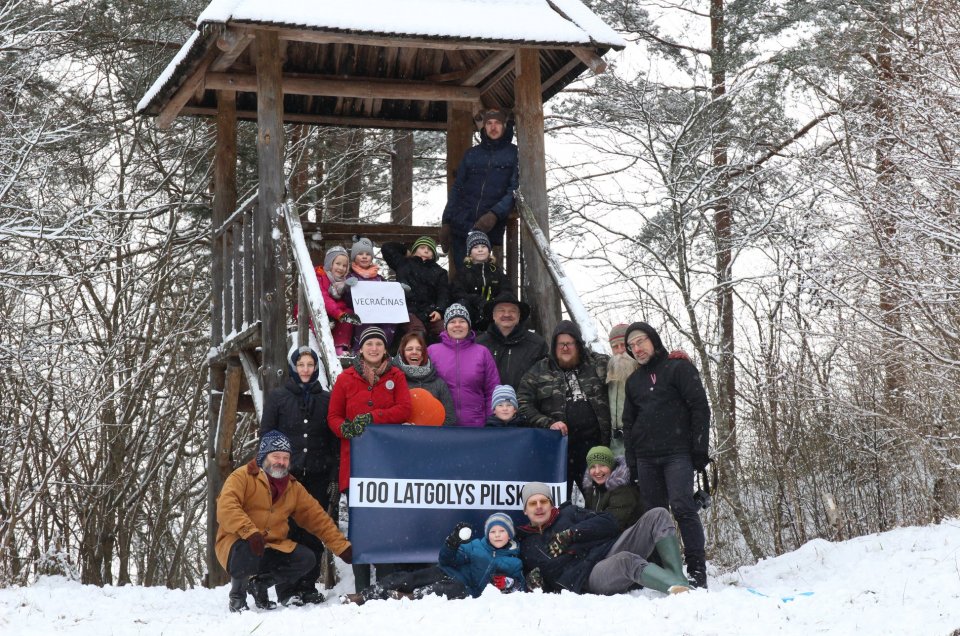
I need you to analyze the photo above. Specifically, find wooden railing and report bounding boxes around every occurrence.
[211,192,259,347]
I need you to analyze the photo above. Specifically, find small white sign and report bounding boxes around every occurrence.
[351,281,408,324]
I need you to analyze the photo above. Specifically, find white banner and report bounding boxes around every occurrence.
[348,477,566,510]
[350,280,408,323]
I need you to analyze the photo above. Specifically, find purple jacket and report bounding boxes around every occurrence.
[428,331,500,427]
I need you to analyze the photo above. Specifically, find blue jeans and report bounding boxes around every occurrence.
[635,453,705,560]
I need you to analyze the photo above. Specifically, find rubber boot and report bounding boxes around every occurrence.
[352,563,371,594]
[248,576,277,610]
[655,535,688,583]
[228,577,249,613]
[639,563,690,595]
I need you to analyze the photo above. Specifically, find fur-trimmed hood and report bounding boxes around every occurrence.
[581,455,631,492]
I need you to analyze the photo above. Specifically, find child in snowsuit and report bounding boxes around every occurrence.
[316,245,360,356]
[343,512,525,604]
[382,236,450,344]
[484,384,527,427]
[451,231,505,332]
[348,237,396,352]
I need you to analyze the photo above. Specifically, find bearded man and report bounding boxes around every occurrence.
[517,320,610,499]
[216,430,352,613]
[605,324,638,455]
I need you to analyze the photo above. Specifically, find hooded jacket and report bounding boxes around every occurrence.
[580,456,644,531]
[441,122,519,244]
[476,321,548,389]
[327,359,411,491]
[428,331,500,427]
[437,536,525,598]
[516,503,620,594]
[259,348,338,485]
[382,241,450,322]
[621,322,711,460]
[517,320,611,445]
[215,460,350,570]
[451,260,505,331]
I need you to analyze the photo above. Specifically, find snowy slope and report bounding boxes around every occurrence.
[1,519,958,636]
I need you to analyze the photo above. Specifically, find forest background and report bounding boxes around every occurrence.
[2,0,959,589]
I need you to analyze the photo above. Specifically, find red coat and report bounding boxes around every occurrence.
[328,365,411,491]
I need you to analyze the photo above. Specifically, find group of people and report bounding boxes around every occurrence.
[214,107,712,611]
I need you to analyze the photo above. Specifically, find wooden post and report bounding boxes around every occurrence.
[514,48,560,336]
[207,90,236,588]
[505,210,519,296]
[391,130,414,225]
[445,101,475,277]
[255,30,288,397]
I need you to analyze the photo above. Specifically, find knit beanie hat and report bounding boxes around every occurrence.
[585,446,616,470]
[358,325,388,347]
[257,430,292,467]
[484,512,516,540]
[351,237,375,261]
[444,303,471,328]
[466,230,491,254]
[624,321,665,359]
[491,384,518,410]
[410,236,437,259]
[521,482,554,508]
[481,108,507,125]
[323,245,349,272]
[608,323,629,348]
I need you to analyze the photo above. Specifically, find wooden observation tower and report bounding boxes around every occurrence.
[138,0,624,585]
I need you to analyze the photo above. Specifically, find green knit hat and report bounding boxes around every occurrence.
[585,446,616,470]
[411,236,437,259]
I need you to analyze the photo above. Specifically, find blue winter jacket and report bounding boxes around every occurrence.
[438,536,525,597]
[442,123,519,244]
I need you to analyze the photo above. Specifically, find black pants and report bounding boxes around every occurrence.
[635,453,706,560]
[359,565,469,602]
[227,541,315,601]
[567,435,600,501]
[287,474,336,590]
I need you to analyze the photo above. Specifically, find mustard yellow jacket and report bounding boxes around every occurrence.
[215,460,350,569]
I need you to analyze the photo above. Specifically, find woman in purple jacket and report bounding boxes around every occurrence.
[428,304,500,427]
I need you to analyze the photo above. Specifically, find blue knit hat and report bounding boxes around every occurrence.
[491,384,518,410]
[466,230,491,254]
[484,512,515,540]
[257,430,292,467]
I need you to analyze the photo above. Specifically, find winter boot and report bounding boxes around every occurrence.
[339,592,365,605]
[639,563,691,595]
[228,577,249,613]
[297,587,325,605]
[248,576,277,610]
[655,535,688,583]
[686,554,708,589]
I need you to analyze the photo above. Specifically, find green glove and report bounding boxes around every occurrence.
[548,528,578,557]
[341,412,372,439]
[527,567,543,591]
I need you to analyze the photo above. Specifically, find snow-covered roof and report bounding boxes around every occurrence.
[137,0,626,125]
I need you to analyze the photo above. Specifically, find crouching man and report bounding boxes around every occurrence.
[516,482,689,596]
[216,430,353,612]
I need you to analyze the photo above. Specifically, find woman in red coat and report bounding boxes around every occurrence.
[328,325,411,593]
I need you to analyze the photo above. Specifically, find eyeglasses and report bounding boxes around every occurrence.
[556,341,576,349]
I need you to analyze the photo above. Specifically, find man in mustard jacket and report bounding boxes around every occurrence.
[216,430,352,612]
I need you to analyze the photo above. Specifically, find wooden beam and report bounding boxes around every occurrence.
[514,48,560,336]
[157,53,214,129]
[255,30,289,398]
[212,90,237,347]
[182,105,447,129]
[212,30,254,73]
[205,71,481,102]
[542,57,582,95]
[463,49,515,86]
[253,25,516,51]
[572,47,607,74]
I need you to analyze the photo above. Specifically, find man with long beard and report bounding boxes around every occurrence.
[517,320,610,500]
[216,430,353,612]
[605,324,638,455]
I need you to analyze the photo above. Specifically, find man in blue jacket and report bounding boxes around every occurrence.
[440,108,519,269]
[622,321,711,588]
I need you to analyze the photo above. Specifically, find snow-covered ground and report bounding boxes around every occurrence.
[2,519,958,636]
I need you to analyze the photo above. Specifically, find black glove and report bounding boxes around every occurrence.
[338,546,352,564]
[341,412,372,439]
[339,312,361,326]
[472,211,498,233]
[547,528,578,557]
[439,224,452,254]
[446,522,472,549]
[692,452,710,471]
[527,567,543,591]
[247,532,266,557]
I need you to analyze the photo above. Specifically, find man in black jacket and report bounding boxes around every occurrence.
[516,482,690,595]
[622,322,711,588]
[475,292,548,389]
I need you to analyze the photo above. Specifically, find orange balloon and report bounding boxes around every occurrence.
[408,388,445,426]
